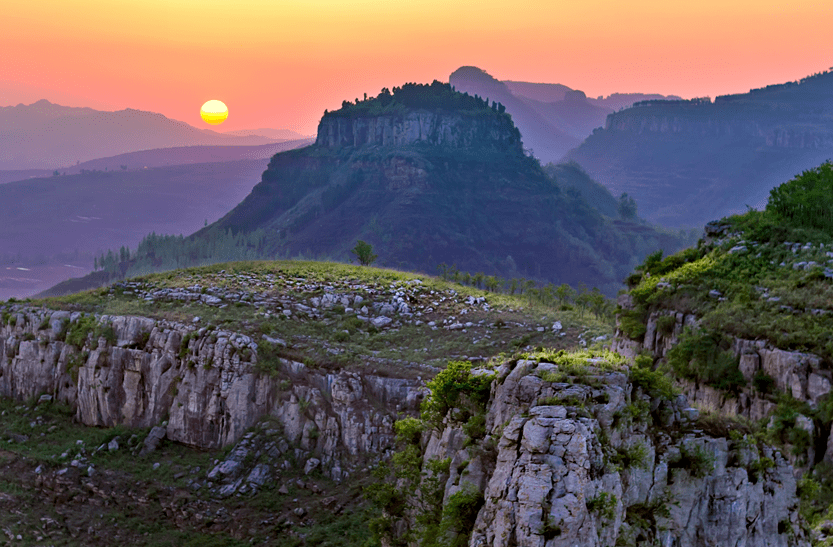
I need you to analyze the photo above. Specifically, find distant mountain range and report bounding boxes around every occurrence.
[0,99,305,170]
[0,139,313,184]
[0,138,312,299]
[567,69,833,227]
[449,66,681,164]
[504,80,680,114]
[221,128,311,140]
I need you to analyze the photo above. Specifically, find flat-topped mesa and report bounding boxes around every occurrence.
[314,81,524,153]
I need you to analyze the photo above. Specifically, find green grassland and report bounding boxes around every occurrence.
[21,260,614,376]
[620,163,833,361]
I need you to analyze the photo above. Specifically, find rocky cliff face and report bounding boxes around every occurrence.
[0,307,423,482]
[613,304,831,422]
[315,111,523,153]
[612,304,833,478]
[603,110,833,150]
[387,356,807,547]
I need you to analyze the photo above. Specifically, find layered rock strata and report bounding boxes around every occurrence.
[316,111,522,153]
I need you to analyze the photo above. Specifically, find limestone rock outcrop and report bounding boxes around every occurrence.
[611,303,833,476]
[416,358,807,547]
[615,306,830,419]
[0,306,424,481]
[0,305,810,545]
[316,111,523,153]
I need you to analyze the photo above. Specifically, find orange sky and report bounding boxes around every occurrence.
[2,0,832,134]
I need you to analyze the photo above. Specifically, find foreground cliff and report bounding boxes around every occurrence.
[0,306,808,546]
[0,306,423,482]
[1,254,818,545]
[609,164,833,545]
[2,260,604,479]
[364,353,807,547]
[1,261,614,544]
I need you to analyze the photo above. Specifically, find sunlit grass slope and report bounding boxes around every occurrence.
[26,260,614,376]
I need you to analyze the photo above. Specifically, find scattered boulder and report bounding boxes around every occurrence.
[139,425,167,456]
[303,458,320,475]
[371,316,392,329]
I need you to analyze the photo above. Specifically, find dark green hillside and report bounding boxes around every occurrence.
[568,69,833,228]
[543,161,619,218]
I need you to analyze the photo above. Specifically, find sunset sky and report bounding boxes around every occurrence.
[2,0,832,134]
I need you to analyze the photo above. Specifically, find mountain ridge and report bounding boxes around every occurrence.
[0,99,289,170]
[449,66,683,163]
[196,82,688,295]
[568,69,833,227]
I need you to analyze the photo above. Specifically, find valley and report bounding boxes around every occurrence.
[0,140,311,299]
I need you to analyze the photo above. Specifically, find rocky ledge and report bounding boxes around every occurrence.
[0,307,423,482]
[0,299,809,545]
[612,304,833,470]
[370,353,807,547]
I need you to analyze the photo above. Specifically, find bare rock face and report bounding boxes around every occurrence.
[618,307,832,414]
[0,307,424,480]
[0,306,810,545]
[315,111,523,154]
[417,359,807,547]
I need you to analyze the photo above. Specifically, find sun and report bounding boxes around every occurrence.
[200,100,228,125]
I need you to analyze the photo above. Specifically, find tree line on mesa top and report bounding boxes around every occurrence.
[322,81,509,119]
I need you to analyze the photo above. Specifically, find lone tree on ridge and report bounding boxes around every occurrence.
[351,240,377,266]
